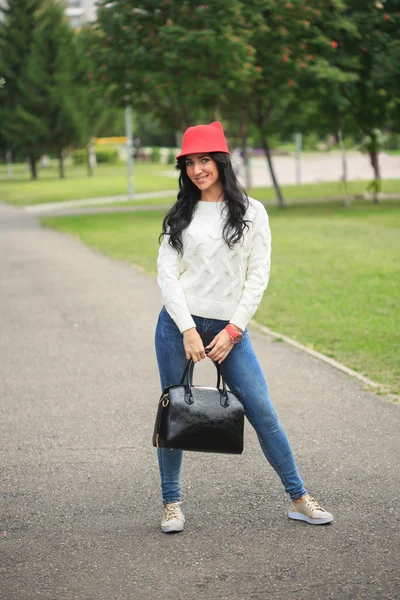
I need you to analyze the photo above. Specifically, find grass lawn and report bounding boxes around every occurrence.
[250,179,400,203]
[1,158,399,208]
[95,179,400,209]
[0,162,178,205]
[42,200,400,395]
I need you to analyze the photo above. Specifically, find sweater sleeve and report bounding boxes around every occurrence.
[157,234,197,333]
[229,204,271,331]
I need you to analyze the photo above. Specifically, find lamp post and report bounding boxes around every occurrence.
[124,83,134,201]
[294,132,302,185]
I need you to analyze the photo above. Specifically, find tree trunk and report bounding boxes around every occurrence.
[28,155,37,180]
[87,137,96,177]
[240,108,252,189]
[261,134,286,208]
[338,129,349,206]
[58,149,65,179]
[369,148,381,203]
[333,106,341,145]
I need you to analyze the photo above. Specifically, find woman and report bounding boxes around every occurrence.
[155,121,333,533]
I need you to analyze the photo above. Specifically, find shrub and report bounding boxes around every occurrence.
[151,147,161,163]
[302,133,320,151]
[72,147,119,165]
[386,133,400,150]
[167,149,176,164]
[95,148,119,164]
[72,149,87,165]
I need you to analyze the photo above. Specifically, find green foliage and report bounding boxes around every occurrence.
[0,0,43,158]
[0,0,85,176]
[74,26,124,144]
[151,147,161,163]
[386,133,400,150]
[135,113,176,146]
[167,149,176,165]
[90,0,257,127]
[359,129,387,154]
[73,147,119,165]
[72,149,88,165]
[95,147,119,164]
[302,133,320,151]
[0,77,5,88]
[320,1,400,156]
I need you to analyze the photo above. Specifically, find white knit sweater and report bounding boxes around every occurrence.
[157,196,271,333]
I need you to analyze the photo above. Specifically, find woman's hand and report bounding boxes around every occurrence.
[183,328,206,362]
[205,329,234,364]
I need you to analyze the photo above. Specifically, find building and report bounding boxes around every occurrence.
[63,0,96,28]
[0,0,97,27]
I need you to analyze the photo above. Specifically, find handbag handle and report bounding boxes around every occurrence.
[179,354,230,408]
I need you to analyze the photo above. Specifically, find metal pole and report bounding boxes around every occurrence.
[294,132,302,185]
[125,101,134,201]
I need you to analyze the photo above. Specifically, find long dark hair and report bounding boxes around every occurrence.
[159,152,250,253]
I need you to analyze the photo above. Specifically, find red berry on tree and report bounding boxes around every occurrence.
[331,41,338,48]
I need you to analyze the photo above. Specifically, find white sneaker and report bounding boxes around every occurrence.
[288,494,334,525]
[161,501,185,533]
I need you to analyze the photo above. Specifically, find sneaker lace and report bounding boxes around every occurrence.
[304,496,323,512]
[164,502,183,521]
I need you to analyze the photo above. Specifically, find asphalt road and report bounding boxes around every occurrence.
[1,202,399,600]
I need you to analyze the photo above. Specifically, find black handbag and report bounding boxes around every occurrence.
[152,357,244,454]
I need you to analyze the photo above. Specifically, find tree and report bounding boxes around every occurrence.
[0,0,43,177]
[12,0,83,178]
[75,25,124,176]
[335,0,400,201]
[88,0,257,137]
[232,0,357,206]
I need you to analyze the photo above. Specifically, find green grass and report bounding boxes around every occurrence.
[42,201,400,395]
[75,179,400,211]
[0,162,178,205]
[2,157,399,208]
[249,180,400,203]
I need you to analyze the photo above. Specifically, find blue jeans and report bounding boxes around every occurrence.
[155,307,307,503]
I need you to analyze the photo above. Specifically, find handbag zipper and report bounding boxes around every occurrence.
[160,393,169,407]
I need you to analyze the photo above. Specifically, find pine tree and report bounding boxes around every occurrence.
[12,0,83,178]
[0,0,43,176]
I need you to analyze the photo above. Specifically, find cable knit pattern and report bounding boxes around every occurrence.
[157,197,271,333]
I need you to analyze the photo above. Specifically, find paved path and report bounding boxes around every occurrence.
[1,202,399,600]
[24,189,177,214]
[164,152,400,187]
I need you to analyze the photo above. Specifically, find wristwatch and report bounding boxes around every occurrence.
[225,323,243,344]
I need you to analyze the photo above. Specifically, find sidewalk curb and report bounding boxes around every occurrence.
[250,319,385,392]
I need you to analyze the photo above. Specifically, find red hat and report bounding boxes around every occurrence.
[176,121,230,159]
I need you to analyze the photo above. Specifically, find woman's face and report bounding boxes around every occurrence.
[184,153,220,192]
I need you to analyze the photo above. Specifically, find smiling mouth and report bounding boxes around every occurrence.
[195,175,208,182]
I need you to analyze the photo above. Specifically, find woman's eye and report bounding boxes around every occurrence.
[201,158,210,163]
[186,161,192,167]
